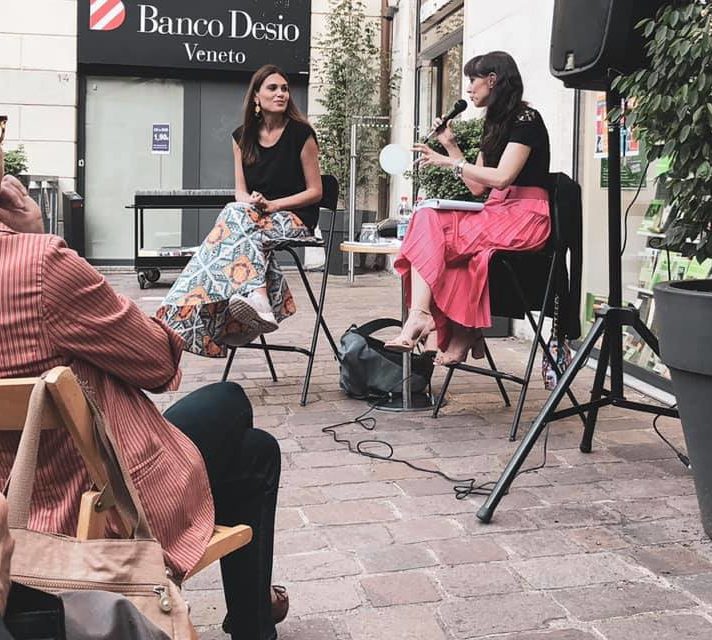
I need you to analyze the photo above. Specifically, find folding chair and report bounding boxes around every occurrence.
[0,366,252,579]
[432,173,585,441]
[222,175,341,406]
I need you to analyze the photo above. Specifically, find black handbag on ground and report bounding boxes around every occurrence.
[338,318,434,399]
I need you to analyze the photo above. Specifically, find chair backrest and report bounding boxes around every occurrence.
[0,367,108,492]
[319,175,339,212]
[547,172,582,253]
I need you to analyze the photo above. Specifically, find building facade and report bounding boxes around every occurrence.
[1,0,383,261]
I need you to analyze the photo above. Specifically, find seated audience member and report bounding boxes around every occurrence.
[0,173,287,639]
[386,51,551,365]
[157,63,322,354]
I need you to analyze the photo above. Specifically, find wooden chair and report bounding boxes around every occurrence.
[0,366,251,580]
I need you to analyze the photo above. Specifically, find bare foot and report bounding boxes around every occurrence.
[435,324,478,366]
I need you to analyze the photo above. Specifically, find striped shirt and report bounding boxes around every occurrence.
[0,221,214,578]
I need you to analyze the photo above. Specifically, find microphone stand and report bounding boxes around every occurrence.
[476,86,679,524]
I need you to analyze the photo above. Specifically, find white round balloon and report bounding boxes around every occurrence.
[379,143,410,176]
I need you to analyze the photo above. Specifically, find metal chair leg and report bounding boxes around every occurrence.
[432,367,455,418]
[482,341,511,407]
[260,335,278,383]
[221,347,236,382]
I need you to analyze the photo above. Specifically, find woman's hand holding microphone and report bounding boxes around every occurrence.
[412,117,463,170]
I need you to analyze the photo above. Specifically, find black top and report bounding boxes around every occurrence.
[485,107,550,190]
[232,119,319,229]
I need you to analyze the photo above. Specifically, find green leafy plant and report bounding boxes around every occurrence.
[315,0,397,206]
[410,118,484,201]
[612,1,712,260]
[3,144,29,177]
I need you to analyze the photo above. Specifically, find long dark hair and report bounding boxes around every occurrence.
[464,51,526,166]
[239,64,311,166]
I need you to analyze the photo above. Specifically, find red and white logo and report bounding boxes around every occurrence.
[89,0,126,31]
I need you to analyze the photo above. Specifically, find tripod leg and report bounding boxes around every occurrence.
[477,317,606,523]
[632,317,661,355]
[579,331,609,453]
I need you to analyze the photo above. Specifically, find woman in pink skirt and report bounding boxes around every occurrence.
[386,51,551,366]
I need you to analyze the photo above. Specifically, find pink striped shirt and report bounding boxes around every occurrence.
[0,221,214,579]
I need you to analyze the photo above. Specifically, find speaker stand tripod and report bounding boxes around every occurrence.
[477,89,679,524]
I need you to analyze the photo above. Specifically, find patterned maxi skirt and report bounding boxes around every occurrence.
[156,202,309,357]
[393,185,551,351]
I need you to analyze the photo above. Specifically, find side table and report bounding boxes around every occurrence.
[340,241,433,412]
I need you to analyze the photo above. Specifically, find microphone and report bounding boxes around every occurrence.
[422,99,468,141]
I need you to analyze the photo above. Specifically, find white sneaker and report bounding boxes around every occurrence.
[228,293,278,334]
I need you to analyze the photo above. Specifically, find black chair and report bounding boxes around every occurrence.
[221,175,341,406]
[432,173,585,440]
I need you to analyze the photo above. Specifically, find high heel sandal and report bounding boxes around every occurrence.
[420,330,439,356]
[384,308,433,353]
[470,328,486,360]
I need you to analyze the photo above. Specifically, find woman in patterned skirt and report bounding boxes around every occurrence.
[385,51,552,366]
[157,64,322,356]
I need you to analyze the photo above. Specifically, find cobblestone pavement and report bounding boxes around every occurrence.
[111,268,712,640]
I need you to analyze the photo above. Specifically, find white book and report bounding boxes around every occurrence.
[414,198,485,212]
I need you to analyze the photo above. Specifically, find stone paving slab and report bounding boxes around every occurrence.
[108,270,712,639]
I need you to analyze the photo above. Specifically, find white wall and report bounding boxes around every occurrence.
[464,0,574,175]
[308,0,384,122]
[1,0,77,191]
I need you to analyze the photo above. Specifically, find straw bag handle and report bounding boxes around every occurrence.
[6,376,153,540]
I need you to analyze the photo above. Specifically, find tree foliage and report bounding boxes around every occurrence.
[315,0,382,203]
[612,1,712,260]
[410,118,485,201]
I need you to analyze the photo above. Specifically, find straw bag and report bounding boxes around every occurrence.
[5,378,193,640]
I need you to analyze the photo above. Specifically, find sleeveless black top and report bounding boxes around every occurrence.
[232,119,319,229]
[484,107,550,190]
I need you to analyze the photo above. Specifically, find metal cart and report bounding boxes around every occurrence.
[130,189,233,289]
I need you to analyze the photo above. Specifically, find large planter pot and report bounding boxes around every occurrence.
[654,279,712,537]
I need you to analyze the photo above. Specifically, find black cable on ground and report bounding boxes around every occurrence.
[322,372,554,499]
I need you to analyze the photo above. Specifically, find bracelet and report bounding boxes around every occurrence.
[452,159,466,179]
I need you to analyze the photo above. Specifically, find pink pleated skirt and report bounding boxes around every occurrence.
[394,185,550,350]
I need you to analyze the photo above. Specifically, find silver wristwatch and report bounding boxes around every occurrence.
[452,159,466,179]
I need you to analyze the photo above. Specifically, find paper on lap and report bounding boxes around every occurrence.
[414,198,484,212]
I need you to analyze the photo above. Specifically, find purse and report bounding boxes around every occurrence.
[541,294,573,390]
[5,378,193,640]
[339,318,434,399]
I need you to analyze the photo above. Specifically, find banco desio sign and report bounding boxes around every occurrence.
[78,0,311,74]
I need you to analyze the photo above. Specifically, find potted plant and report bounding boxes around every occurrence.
[412,117,484,200]
[613,1,712,536]
[3,144,29,177]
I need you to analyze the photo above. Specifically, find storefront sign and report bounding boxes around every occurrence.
[79,0,311,74]
[151,123,170,154]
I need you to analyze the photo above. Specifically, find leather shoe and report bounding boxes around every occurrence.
[271,585,289,624]
[221,585,289,633]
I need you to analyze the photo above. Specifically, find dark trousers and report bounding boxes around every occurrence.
[164,382,280,640]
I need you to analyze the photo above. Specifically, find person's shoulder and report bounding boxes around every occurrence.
[232,125,243,144]
[289,119,317,143]
[515,106,542,124]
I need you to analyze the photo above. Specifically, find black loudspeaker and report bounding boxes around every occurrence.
[550,0,668,90]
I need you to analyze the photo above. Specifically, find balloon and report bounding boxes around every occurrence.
[379,143,410,175]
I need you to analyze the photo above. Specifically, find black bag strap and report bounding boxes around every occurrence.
[353,318,402,338]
